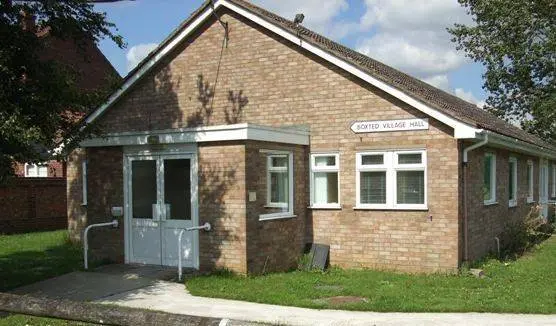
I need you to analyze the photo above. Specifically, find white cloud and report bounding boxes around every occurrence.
[252,0,350,36]
[423,74,451,92]
[356,0,472,79]
[126,43,158,72]
[455,88,486,108]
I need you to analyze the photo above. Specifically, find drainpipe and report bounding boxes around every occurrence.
[83,220,119,270]
[462,133,488,262]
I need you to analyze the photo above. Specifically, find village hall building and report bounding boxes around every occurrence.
[68,0,556,274]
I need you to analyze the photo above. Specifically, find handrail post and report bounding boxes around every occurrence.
[83,220,118,270]
[178,222,211,281]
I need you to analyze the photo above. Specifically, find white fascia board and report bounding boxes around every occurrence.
[79,123,309,147]
[220,1,480,139]
[484,131,556,160]
[83,0,479,141]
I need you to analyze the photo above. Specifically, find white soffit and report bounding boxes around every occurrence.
[84,0,480,139]
[79,123,310,147]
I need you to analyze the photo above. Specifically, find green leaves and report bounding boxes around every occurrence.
[449,0,556,142]
[0,0,124,181]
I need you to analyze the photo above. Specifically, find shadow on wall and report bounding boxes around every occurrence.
[186,74,249,127]
[198,159,241,271]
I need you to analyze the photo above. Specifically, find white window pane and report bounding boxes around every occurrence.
[397,171,424,204]
[315,156,336,167]
[398,153,422,164]
[38,165,48,177]
[270,171,288,204]
[362,154,383,165]
[360,171,386,204]
[314,172,338,204]
[271,157,288,168]
[26,164,36,177]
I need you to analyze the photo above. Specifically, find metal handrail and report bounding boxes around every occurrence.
[83,220,118,270]
[178,222,211,280]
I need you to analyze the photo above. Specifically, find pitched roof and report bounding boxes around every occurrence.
[90,0,553,150]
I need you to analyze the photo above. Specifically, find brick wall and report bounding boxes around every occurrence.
[0,178,66,234]
[245,141,308,274]
[67,147,125,263]
[465,145,555,260]
[198,142,248,273]
[91,9,461,272]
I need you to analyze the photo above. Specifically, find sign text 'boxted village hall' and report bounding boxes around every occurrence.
[350,118,429,133]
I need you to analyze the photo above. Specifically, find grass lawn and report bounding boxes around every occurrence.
[0,230,98,326]
[0,230,83,292]
[186,235,556,314]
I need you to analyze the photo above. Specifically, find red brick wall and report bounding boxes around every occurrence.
[245,141,308,274]
[465,145,555,260]
[89,9,461,272]
[0,178,66,234]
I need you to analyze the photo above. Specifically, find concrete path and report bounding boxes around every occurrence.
[99,280,556,326]
[10,265,556,326]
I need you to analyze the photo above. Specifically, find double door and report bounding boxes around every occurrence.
[126,153,197,267]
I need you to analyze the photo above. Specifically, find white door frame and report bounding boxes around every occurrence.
[539,159,549,218]
[123,144,199,269]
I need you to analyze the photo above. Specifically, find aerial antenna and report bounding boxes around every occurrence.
[293,13,304,25]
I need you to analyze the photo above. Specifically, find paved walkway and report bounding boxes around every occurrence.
[11,265,556,326]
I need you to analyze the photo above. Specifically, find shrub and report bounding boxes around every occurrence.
[500,205,554,258]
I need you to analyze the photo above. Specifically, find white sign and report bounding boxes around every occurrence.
[350,118,429,133]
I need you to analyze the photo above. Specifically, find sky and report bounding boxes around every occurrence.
[93,0,487,107]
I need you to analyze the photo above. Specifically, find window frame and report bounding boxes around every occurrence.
[527,160,534,203]
[508,157,517,207]
[355,149,427,210]
[260,151,294,221]
[551,163,556,198]
[82,160,88,206]
[310,153,340,209]
[24,163,48,177]
[483,153,497,205]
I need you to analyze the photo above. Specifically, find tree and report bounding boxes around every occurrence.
[449,0,556,142]
[0,0,124,182]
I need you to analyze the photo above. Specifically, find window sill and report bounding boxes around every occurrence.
[264,204,288,209]
[509,201,517,208]
[259,214,297,221]
[484,201,498,206]
[353,206,428,211]
[308,204,342,210]
[81,203,87,207]
[527,198,535,204]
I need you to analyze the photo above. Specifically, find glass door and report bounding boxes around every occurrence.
[129,157,162,265]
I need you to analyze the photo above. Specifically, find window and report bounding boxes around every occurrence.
[82,160,88,206]
[508,157,517,207]
[356,150,427,210]
[24,163,48,177]
[310,153,340,208]
[483,153,496,205]
[552,164,556,197]
[527,160,534,203]
[261,152,294,220]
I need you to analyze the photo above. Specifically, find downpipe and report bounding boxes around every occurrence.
[178,222,211,281]
[462,133,488,263]
[83,220,119,270]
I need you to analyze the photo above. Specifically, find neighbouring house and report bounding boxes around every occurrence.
[67,0,556,274]
[0,15,119,234]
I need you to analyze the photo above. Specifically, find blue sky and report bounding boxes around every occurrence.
[94,0,487,106]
